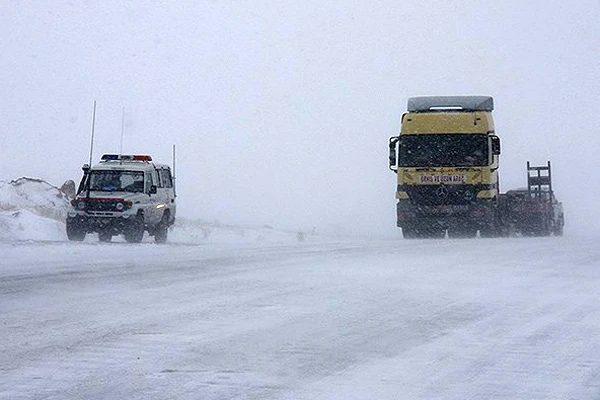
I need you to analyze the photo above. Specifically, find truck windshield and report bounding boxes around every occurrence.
[398,134,489,167]
[88,171,145,193]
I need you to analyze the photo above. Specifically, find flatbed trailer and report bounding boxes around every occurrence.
[499,162,564,236]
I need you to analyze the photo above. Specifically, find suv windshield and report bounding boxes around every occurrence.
[88,170,145,193]
[399,134,489,167]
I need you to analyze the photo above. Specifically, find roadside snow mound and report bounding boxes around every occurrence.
[0,178,71,222]
[0,209,65,242]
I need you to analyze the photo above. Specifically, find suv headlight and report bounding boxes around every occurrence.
[115,202,124,211]
[77,200,86,210]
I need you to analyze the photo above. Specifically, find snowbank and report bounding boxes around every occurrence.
[0,178,70,242]
[0,177,71,222]
[0,209,66,242]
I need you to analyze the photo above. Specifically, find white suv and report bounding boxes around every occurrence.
[66,154,176,243]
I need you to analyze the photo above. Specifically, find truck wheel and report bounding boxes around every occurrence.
[98,231,112,242]
[425,227,446,239]
[66,219,86,241]
[480,223,502,238]
[403,223,444,239]
[124,217,144,243]
[402,226,418,239]
[448,224,477,239]
[532,220,552,236]
[554,220,564,236]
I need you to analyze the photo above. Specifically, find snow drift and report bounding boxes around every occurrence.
[0,178,71,242]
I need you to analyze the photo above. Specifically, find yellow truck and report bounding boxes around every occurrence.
[388,96,564,238]
[388,96,503,238]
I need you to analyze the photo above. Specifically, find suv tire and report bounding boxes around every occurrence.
[124,216,144,243]
[66,219,86,241]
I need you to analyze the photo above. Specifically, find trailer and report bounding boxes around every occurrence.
[500,162,564,236]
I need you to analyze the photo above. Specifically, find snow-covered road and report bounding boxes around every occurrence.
[1,236,600,399]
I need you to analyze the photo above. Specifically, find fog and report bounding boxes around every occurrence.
[1,1,598,236]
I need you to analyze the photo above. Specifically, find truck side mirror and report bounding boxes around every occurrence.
[149,185,157,195]
[491,136,501,155]
[389,136,399,171]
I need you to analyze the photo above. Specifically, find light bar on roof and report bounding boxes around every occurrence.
[100,154,153,162]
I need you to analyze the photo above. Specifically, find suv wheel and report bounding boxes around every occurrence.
[66,218,86,241]
[154,223,168,244]
[124,216,144,243]
[154,212,170,244]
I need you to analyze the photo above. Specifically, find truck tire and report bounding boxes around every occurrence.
[480,218,506,238]
[554,219,564,236]
[66,219,86,241]
[427,228,446,239]
[448,224,477,239]
[403,223,444,239]
[535,219,552,237]
[402,225,418,239]
[480,227,498,238]
[124,216,144,243]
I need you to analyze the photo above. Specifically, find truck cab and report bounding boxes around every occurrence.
[389,96,502,238]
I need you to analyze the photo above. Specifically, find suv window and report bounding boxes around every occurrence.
[159,169,173,188]
[145,172,153,191]
[88,170,145,193]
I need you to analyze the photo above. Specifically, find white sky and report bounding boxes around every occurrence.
[1,1,599,235]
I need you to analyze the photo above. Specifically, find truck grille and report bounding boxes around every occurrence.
[403,185,486,206]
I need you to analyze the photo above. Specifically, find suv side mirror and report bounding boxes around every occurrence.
[149,185,157,195]
[491,136,501,155]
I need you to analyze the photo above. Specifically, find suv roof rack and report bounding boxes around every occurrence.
[407,96,494,112]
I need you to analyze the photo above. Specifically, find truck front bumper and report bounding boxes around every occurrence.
[396,200,495,228]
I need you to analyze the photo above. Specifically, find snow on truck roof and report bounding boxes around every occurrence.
[407,96,494,112]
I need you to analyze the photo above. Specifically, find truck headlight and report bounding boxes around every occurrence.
[77,201,86,210]
[115,202,124,211]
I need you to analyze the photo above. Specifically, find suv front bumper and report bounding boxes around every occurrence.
[67,212,135,235]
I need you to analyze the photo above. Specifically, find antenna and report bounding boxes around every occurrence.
[88,100,97,166]
[119,106,125,162]
[85,100,97,202]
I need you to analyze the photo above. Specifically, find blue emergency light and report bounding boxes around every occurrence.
[100,154,153,162]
